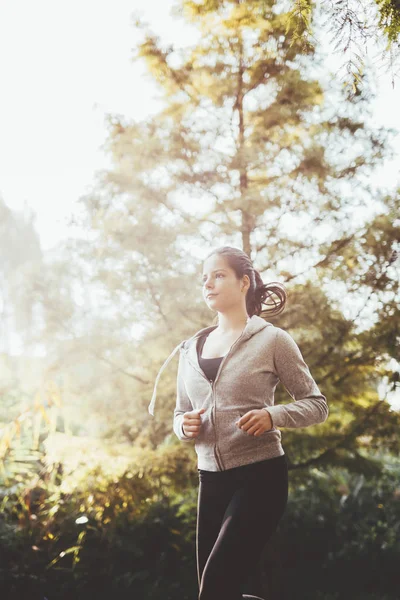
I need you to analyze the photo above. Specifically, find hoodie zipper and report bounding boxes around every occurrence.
[180,350,223,469]
[183,329,248,471]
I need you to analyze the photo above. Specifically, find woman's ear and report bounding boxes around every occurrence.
[241,275,250,292]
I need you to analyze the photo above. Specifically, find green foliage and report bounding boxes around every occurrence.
[284,0,400,92]
[0,431,198,599]
[280,456,400,599]
[377,0,400,42]
[287,0,314,51]
[1,437,399,599]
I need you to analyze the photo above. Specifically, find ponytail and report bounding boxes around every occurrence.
[248,270,287,318]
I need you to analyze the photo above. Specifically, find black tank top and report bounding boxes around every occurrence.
[197,333,224,383]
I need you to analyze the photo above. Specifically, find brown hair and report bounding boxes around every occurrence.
[205,246,287,320]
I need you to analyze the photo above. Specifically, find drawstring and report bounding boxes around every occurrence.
[148,340,186,416]
[148,317,260,417]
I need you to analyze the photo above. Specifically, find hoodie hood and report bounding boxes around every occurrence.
[148,315,272,416]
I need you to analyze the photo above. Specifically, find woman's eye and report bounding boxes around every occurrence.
[202,273,224,284]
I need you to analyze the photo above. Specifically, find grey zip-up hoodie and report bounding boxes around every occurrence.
[148,315,328,471]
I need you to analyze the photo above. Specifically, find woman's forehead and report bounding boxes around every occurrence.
[202,255,230,272]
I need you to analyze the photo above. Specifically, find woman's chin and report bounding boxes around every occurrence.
[207,303,220,312]
[206,297,219,305]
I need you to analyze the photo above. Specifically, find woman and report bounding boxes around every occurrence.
[148,246,329,600]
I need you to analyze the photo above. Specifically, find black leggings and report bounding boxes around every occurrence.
[196,453,288,600]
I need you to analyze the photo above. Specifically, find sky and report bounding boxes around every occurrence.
[0,0,198,249]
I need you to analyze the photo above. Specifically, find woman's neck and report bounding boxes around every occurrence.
[216,312,250,335]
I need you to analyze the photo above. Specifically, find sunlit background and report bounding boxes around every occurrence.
[1,0,399,408]
[1,0,400,253]
[0,3,399,598]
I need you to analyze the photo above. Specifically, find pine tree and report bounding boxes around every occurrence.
[286,0,400,90]
[73,0,399,468]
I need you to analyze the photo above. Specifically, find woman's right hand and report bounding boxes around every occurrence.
[182,408,206,438]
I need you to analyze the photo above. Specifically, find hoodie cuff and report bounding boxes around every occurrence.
[174,415,193,442]
[263,405,287,428]
[181,423,190,439]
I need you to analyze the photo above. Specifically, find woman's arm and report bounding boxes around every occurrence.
[266,328,329,429]
[173,352,194,442]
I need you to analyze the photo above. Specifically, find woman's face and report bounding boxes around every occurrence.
[202,254,247,312]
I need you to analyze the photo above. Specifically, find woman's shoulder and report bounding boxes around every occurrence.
[254,324,297,356]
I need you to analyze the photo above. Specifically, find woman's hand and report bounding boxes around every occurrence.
[182,408,206,438]
[236,409,274,436]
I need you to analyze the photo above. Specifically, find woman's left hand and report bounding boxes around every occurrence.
[236,409,274,436]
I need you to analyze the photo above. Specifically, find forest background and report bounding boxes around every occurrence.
[0,1,399,599]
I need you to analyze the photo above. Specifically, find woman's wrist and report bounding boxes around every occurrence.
[263,407,274,428]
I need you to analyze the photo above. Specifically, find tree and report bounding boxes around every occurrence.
[286,0,400,91]
[67,0,400,469]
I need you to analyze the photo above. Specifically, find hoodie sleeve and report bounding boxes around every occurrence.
[265,328,329,429]
[173,350,194,442]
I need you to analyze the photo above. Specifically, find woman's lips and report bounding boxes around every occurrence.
[207,294,218,299]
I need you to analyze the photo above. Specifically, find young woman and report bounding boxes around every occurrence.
[148,246,329,600]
